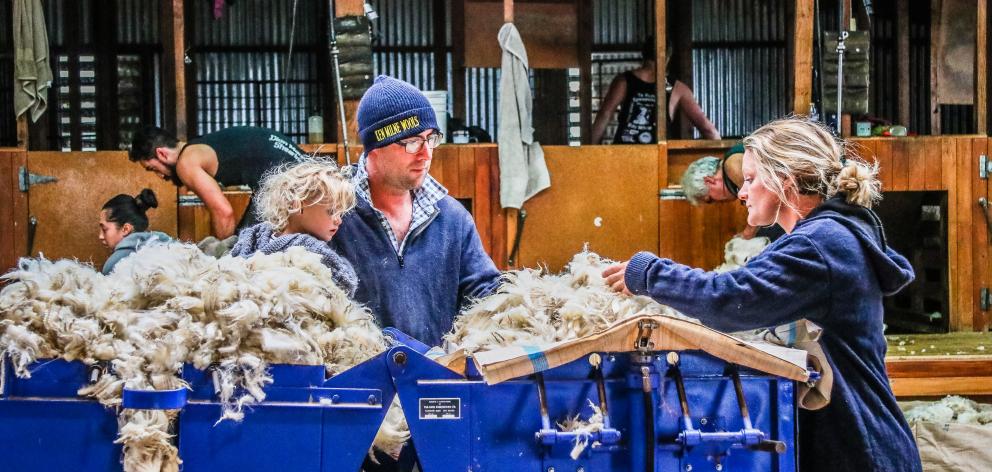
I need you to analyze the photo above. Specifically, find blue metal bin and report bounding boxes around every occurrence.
[388,346,798,472]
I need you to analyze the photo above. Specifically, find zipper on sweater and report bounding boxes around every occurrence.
[397,254,405,268]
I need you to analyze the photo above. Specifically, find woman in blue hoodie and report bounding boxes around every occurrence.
[604,117,922,471]
[99,189,172,274]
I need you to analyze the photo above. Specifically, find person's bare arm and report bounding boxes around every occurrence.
[669,80,721,140]
[590,75,628,144]
[177,148,237,239]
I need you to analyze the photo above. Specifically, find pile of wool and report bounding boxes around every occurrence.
[714,236,771,273]
[196,235,238,258]
[445,250,688,354]
[0,242,398,470]
[903,396,992,426]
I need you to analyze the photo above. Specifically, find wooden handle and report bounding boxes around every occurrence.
[503,0,513,22]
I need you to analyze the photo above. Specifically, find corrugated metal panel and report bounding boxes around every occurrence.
[191,0,321,47]
[370,0,435,47]
[940,105,974,134]
[465,68,501,139]
[194,52,321,141]
[871,3,897,121]
[593,0,653,46]
[117,0,160,45]
[375,51,436,91]
[692,0,788,138]
[45,0,67,47]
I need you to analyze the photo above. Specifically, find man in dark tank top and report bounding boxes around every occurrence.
[128,126,307,238]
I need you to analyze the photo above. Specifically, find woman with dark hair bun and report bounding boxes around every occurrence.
[99,188,172,274]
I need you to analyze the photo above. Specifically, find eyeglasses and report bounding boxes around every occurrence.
[396,132,444,154]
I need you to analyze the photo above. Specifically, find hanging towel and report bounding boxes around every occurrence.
[13,0,53,122]
[497,23,550,209]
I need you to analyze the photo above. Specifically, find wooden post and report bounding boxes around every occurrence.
[16,115,28,150]
[897,0,911,128]
[334,0,365,162]
[161,0,187,140]
[840,0,852,137]
[931,0,942,135]
[504,0,513,23]
[452,0,467,121]
[792,0,814,115]
[432,0,447,94]
[578,0,592,143]
[976,0,987,134]
[656,0,667,142]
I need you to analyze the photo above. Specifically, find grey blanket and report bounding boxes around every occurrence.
[230,223,358,297]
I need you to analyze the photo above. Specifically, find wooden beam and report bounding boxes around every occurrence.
[16,115,28,150]
[334,0,365,162]
[931,0,942,135]
[451,0,466,121]
[792,0,814,115]
[840,0,852,137]
[504,0,513,23]
[432,0,447,95]
[897,0,911,128]
[656,0,667,142]
[161,0,187,139]
[578,0,592,143]
[976,0,987,134]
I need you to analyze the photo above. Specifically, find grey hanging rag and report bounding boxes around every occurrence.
[497,23,550,209]
[13,0,53,122]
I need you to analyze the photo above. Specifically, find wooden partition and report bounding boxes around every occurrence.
[855,136,991,332]
[17,152,179,268]
[659,140,748,270]
[0,149,28,272]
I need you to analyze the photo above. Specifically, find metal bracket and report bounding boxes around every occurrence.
[634,320,658,352]
[507,209,527,267]
[981,155,992,180]
[978,198,992,245]
[18,167,58,193]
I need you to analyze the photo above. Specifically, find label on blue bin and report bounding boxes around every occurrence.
[419,398,461,420]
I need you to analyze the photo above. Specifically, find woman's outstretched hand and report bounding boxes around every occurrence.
[602,261,632,296]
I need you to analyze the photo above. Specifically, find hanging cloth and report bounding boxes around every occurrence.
[13,0,53,122]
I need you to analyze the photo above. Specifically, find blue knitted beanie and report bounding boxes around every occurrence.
[357,75,439,151]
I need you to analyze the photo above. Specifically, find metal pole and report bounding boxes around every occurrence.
[329,0,352,166]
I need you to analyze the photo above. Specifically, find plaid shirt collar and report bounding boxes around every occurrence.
[350,154,448,253]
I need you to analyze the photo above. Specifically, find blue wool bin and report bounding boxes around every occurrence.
[177,351,397,472]
[388,347,798,472]
[0,357,123,472]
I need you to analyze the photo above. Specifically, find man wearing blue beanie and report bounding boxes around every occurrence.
[333,76,501,341]
[335,75,501,468]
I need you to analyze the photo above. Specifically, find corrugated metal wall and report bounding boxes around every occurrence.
[871,1,898,123]
[692,0,789,138]
[117,0,160,45]
[909,4,931,134]
[593,0,654,46]
[189,0,324,142]
[0,1,13,146]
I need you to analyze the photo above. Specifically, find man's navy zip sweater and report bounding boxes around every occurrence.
[331,194,502,346]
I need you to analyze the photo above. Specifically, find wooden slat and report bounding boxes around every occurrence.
[490,149,507,269]
[974,137,990,331]
[458,147,475,199]
[443,148,461,198]
[954,137,974,330]
[890,377,992,396]
[887,356,992,378]
[906,139,927,190]
[944,137,960,323]
[891,139,909,190]
[875,139,893,192]
[429,148,446,186]
[16,115,28,150]
[792,0,814,114]
[474,147,492,256]
[924,137,943,190]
